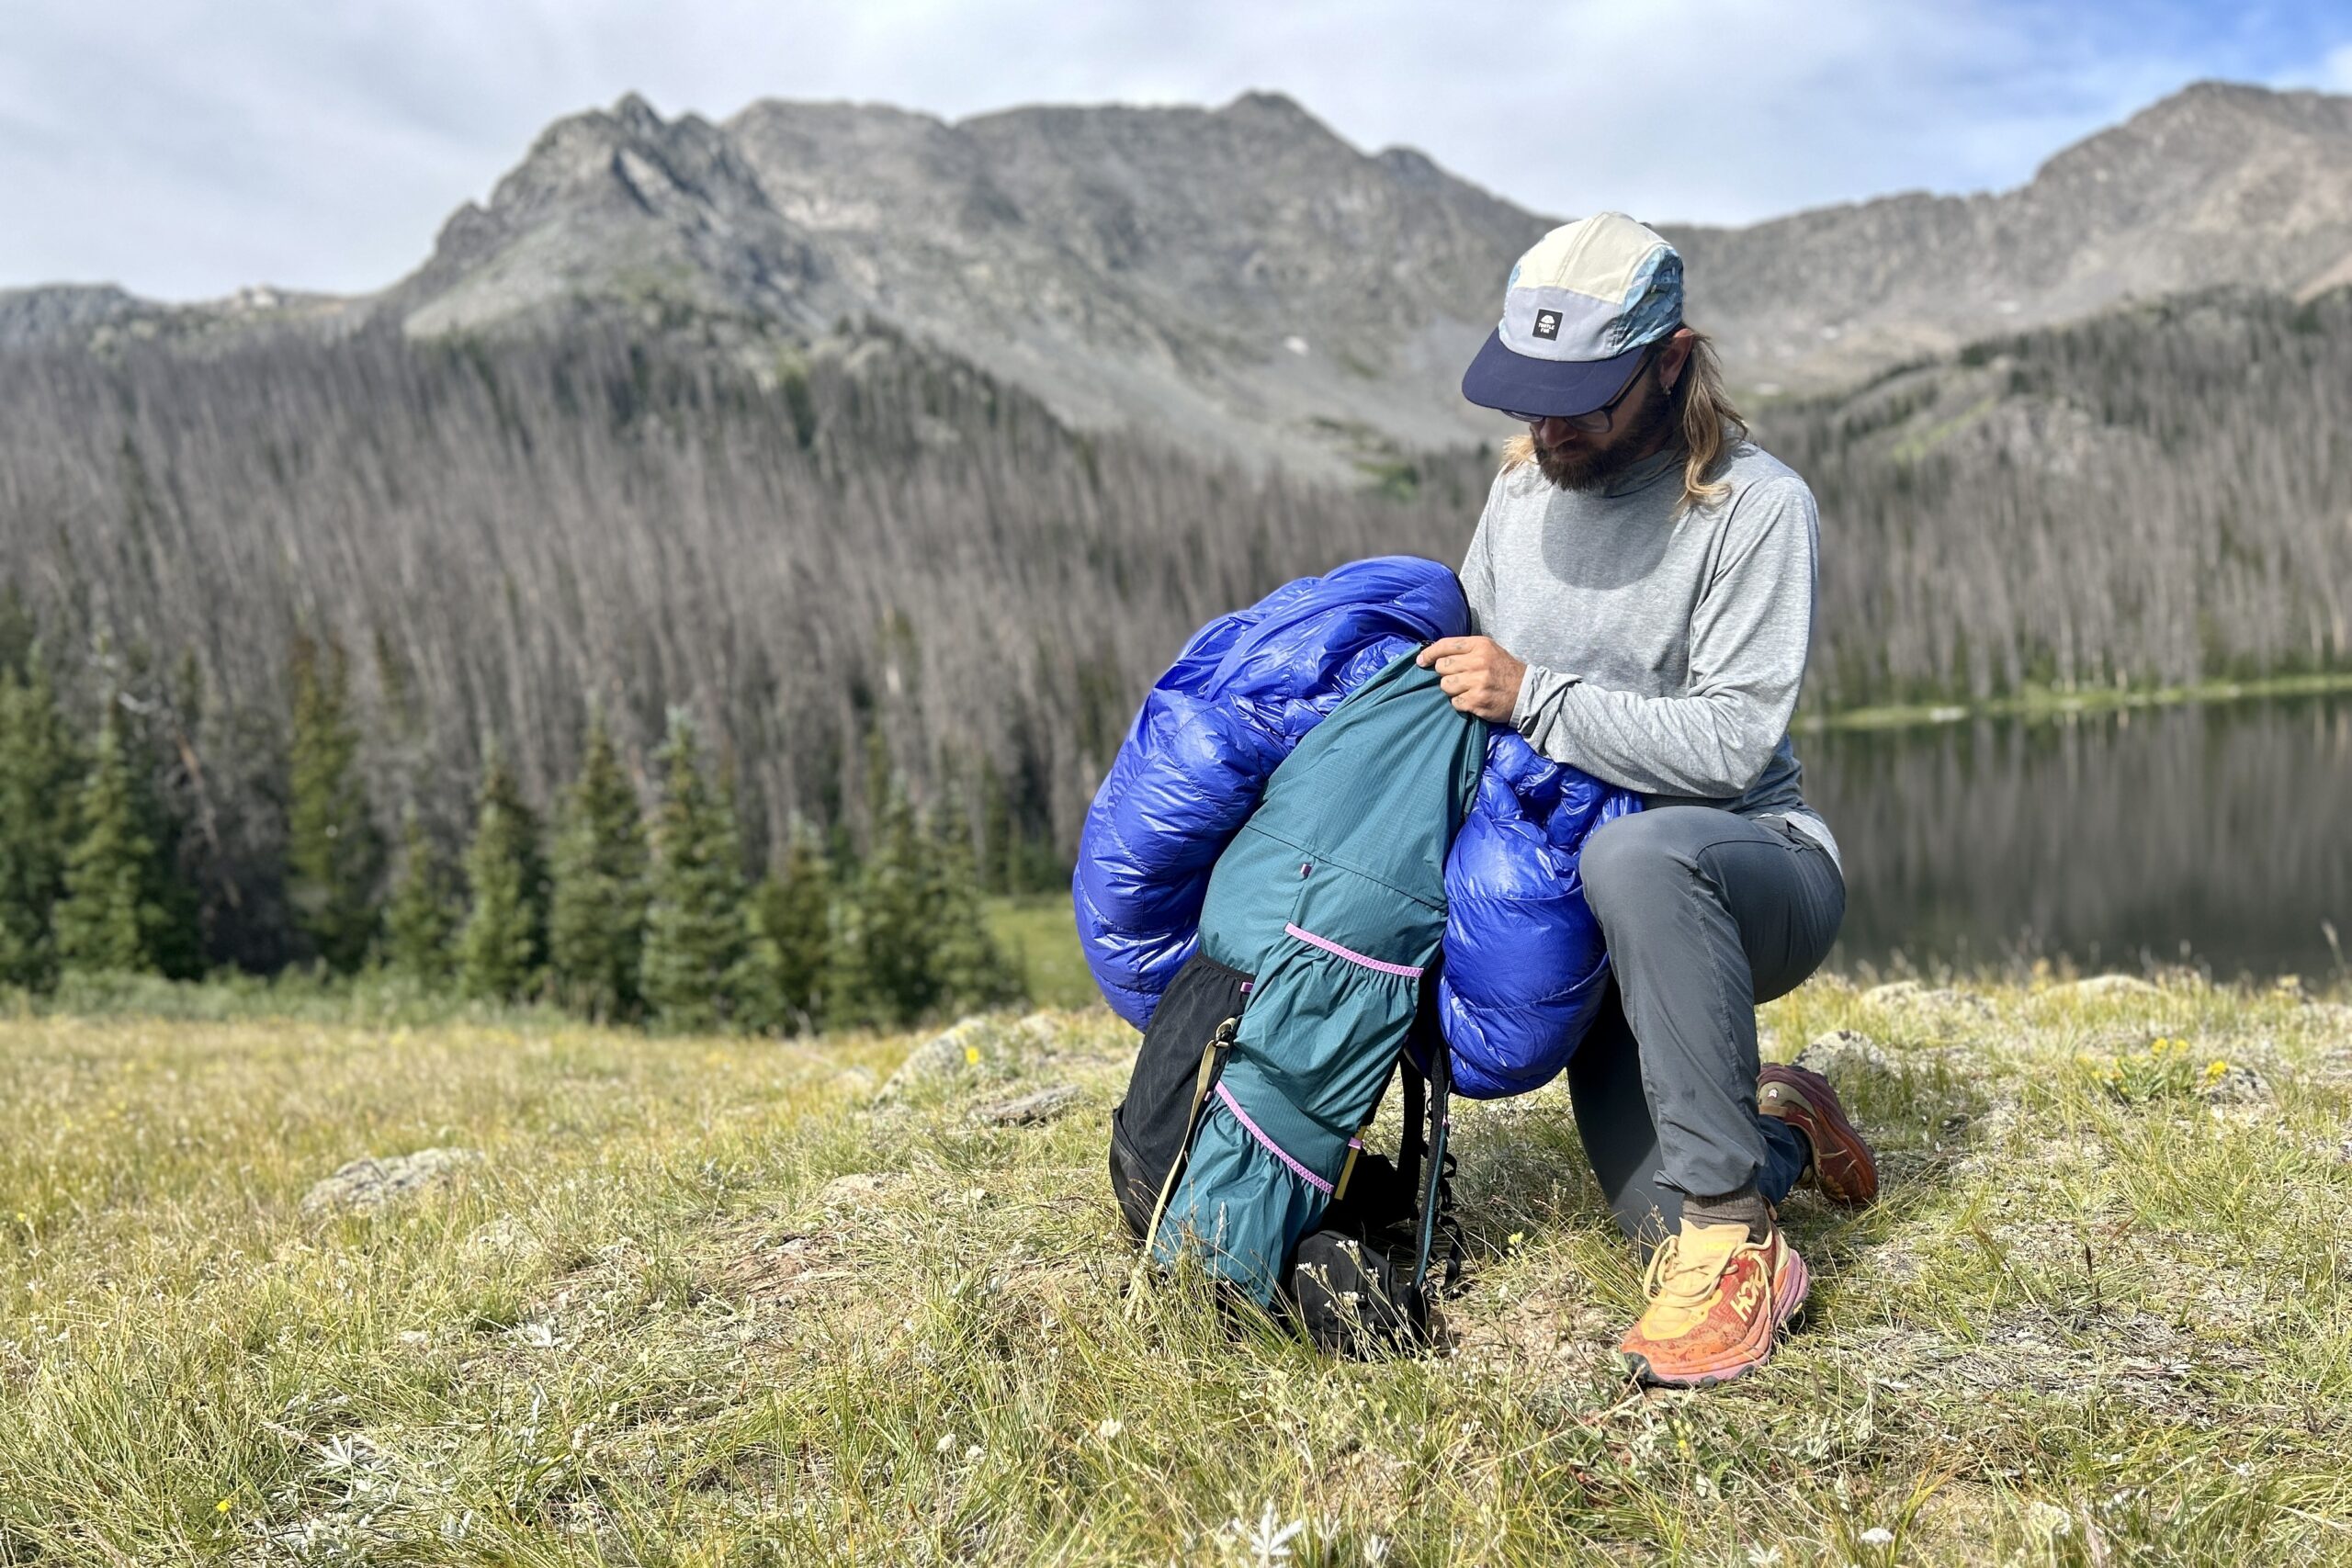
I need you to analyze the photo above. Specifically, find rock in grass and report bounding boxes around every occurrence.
[2062,974,2161,998]
[461,1215,533,1258]
[1795,1029,1893,1084]
[2202,1064,2272,1105]
[879,1016,994,1099]
[816,1172,905,1209]
[1863,980,1994,1022]
[972,1085,1080,1125]
[301,1147,481,1216]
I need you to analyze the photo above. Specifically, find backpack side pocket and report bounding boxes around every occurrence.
[1108,952,1252,1237]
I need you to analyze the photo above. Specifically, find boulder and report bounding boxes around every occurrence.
[301,1147,481,1216]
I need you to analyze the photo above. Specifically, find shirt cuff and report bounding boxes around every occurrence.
[1510,662,1578,735]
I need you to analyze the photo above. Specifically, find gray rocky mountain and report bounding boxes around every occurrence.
[6,80,2349,470]
[373,88,1541,465]
[1668,81,2352,392]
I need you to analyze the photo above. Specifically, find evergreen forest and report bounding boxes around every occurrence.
[0,287,2345,987]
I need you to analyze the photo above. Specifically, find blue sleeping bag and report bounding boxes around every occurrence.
[1074,555,1639,1099]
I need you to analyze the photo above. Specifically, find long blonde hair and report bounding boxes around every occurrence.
[1500,327,1747,513]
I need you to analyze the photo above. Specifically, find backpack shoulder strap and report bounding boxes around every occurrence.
[1396,1060,1427,1211]
[1410,1042,1454,1300]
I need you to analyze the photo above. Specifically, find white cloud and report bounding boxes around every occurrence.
[2319,41,2352,92]
[0,0,2331,300]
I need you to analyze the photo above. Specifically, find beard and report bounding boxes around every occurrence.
[1533,377,1678,491]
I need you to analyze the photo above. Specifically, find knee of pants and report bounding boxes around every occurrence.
[1578,810,1694,929]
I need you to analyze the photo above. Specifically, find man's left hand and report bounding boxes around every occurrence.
[1416,636,1526,723]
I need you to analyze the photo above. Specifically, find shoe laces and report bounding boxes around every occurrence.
[1640,1231,1738,1312]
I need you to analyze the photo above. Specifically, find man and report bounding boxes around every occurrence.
[1415,213,1878,1388]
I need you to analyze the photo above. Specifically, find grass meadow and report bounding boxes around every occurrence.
[3,964,2350,1564]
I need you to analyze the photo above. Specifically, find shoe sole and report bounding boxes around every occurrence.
[1622,1249,1811,1389]
[1762,1064,1879,1206]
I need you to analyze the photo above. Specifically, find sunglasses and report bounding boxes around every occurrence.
[1498,342,1663,433]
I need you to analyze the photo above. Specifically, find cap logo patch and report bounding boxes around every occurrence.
[1532,309,1562,341]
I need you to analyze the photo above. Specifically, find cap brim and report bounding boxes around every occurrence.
[1460,330,1645,417]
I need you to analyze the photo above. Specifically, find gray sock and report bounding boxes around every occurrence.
[1679,1185,1771,1244]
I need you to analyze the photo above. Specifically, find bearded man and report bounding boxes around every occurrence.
[1416,212,1879,1388]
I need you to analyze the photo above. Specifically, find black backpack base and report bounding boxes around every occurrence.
[1111,950,1464,1359]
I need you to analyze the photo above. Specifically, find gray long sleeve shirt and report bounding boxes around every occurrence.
[1459,438,1841,873]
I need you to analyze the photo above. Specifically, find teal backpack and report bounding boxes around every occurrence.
[1112,652,1485,1339]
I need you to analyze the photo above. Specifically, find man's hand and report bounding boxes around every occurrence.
[1416,636,1526,723]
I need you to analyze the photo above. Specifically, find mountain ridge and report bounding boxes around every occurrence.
[6,79,2349,470]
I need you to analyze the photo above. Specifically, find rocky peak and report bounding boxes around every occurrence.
[17,78,2349,468]
[478,93,765,228]
[396,92,828,339]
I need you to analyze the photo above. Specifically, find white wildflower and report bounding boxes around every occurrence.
[1859,1527,1894,1547]
[315,1434,365,1473]
[1220,1500,1305,1565]
[965,1443,983,1461]
[1094,1416,1124,1440]
[934,1433,956,1454]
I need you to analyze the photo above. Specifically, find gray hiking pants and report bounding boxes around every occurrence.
[1564,806,1846,1247]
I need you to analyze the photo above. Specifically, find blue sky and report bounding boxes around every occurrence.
[4,0,2348,301]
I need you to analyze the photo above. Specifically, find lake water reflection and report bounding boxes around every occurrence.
[1799,694,2352,981]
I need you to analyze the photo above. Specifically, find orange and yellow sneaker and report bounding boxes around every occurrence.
[1758,1063,1880,1206]
[1617,1218,1809,1388]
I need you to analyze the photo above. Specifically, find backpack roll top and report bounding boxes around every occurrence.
[1074,558,1471,1030]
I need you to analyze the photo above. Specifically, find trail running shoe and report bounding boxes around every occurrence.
[1758,1063,1880,1206]
[1617,1218,1809,1388]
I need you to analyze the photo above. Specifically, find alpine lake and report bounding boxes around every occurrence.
[1802,689,2352,982]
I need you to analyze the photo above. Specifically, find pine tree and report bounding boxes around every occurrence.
[285,632,383,972]
[383,806,456,983]
[639,711,752,1032]
[53,705,178,976]
[978,755,1016,896]
[547,714,649,1021]
[822,869,874,1032]
[456,748,546,1002]
[0,655,81,987]
[730,905,788,1038]
[925,803,1024,1016]
[840,784,937,1027]
[756,818,833,1032]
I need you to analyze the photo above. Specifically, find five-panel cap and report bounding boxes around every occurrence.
[1460,212,1683,417]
